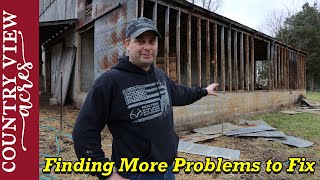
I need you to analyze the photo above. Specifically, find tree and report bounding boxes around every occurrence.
[277,2,320,90]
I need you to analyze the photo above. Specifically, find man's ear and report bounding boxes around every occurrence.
[125,38,130,49]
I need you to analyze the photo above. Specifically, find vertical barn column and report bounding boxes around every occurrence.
[240,32,244,90]
[152,2,157,67]
[164,7,170,75]
[245,34,249,91]
[187,14,191,87]
[221,26,225,91]
[250,36,254,91]
[228,27,232,91]
[176,10,181,83]
[234,31,238,91]
[213,24,218,85]
[197,18,201,86]
[206,20,210,86]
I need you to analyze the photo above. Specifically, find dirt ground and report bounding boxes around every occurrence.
[39,96,320,180]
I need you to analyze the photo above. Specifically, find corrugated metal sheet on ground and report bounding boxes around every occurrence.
[263,135,314,148]
[180,133,221,143]
[236,130,286,138]
[193,123,242,135]
[178,140,240,160]
[53,47,76,105]
[302,98,320,108]
[225,126,276,136]
[244,120,273,128]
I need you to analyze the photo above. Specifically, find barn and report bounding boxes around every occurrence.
[39,0,306,130]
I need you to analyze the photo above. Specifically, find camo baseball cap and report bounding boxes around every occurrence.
[126,17,161,38]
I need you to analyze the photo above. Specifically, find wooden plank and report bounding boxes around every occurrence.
[300,54,302,89]
[51,42,63,94]
[187,14,191,87]
[221,26,225,91]
[301,55,303,89]
[245,34,249,91]
[270,44,274,90]
[274,45,278,89]
[197,17,201,86]
[213,23,218,84]
[277,46,281,89]
[304,56,306,89]
[176,10,181,83]
[281,47,284,89]
[240,32,244,90]
[206,20,210,86]
[293,52,298,89]
[267,42,271,90]
[53,47,76,105]
[298,54,301,89]
[164,7,170,75]
[287,49,290,89]
[228,28,232,91]
[283,48,286,89]
[250,36,254,91]
[140,0,144,17]
[152,2,157,22]
[234,30,238,91]
[290,50,292,90]
[153,2,158,67]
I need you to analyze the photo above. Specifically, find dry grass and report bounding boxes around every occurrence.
[39,97,320,180]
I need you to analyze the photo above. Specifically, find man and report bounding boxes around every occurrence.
[72,17,219,180]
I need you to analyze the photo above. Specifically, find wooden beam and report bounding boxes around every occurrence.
[250,36,254,91]
[164,7,170,75]
[197,17,201,86]
[283,48,286,89]
[298,54,300,89]
[290,51,292,89]
[228,28,232,91]
[221,26,225,91]
[176,10,181,84]
[304,56,306,89]
[274,45,278,89]
[270,44,274,90]
[206,20,210,86]
[153,2,157,67]
[234,30,238,91]
[152,2,157,23]
[187,14,191,87]
[277,46,281,89]
[267,42,271,90]
[140,0,144,17]
[213,23,218,84]
[245,34,249,91]
[287,49,290,89]
[240,32,244,90]
[281,47,284,89]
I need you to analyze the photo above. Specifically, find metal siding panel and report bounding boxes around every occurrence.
[40,0,76,22]
[66,0,76,19]
[92,0,121,19]
[94,0,137,79]
[58,0,66,20]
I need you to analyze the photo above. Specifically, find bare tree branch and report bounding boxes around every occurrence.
[187,0,223,13]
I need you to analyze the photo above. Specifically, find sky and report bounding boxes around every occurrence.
[216,0,318,32]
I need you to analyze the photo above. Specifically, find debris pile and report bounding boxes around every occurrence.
[178,119,314,160]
